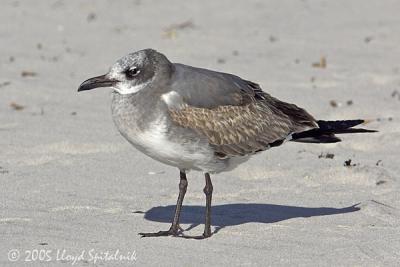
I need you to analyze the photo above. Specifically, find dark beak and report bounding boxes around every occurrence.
[77,74,118,92]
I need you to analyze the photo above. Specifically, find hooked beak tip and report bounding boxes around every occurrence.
[77,74,118,92]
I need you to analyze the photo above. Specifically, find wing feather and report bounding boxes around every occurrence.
[169,95,317,157]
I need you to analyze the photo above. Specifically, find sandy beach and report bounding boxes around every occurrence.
[1,0,399,266]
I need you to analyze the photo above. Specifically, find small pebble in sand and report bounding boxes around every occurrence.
[391,90,400,100]
[312,57,327,68]
[346,100,353,106]
[318,152,335,159]
[364,36,373,43]
[217,58,226,64]
[87,12,97,22]
[10,102,25,110]
[376,180,386,186]
[0,81,11,88]
[21,70,38,77]
[330,100,338,108]
[344,159,357,167]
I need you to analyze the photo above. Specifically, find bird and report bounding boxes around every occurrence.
[78,48,376,239]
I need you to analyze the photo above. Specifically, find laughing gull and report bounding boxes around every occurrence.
[78,49,375,239]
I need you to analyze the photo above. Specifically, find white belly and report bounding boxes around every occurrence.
[114,115,225,172]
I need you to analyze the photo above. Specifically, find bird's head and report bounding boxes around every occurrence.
[78,49,172,95]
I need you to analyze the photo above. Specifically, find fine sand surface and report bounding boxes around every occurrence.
[1,0,399,266]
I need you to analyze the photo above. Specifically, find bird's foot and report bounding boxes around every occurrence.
[139,225,213,239]
[181,233,212,240]
[139,225,184,238]
[179,228,212,240]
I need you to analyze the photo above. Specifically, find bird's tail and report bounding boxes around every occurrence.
[291,120,377,143]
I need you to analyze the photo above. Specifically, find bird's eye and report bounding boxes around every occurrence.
[125,67,140,79]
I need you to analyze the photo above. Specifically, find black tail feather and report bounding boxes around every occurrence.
[316,120,364,131]
[292,120,377,144]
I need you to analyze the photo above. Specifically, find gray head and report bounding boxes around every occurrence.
[78,49,173,94]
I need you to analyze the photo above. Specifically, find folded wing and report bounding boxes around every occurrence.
[167,64,318,157]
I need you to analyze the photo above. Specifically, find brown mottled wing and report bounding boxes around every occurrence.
[169,84,318,157]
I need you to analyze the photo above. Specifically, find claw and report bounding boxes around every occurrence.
[138,225,183,238]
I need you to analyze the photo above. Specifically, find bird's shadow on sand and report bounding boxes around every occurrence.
[142,203,360,234]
